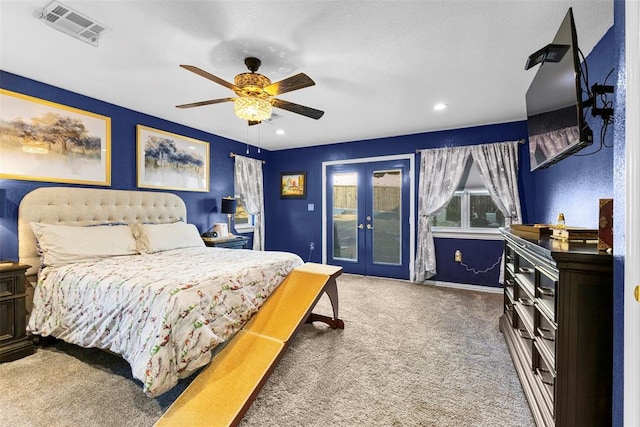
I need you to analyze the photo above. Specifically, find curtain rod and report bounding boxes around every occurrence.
[415,139,526,153]
[229,152,266,164]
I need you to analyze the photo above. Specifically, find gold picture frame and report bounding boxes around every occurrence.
[136,125,209,192]
[0,89,111,186]
[280,171,307,198]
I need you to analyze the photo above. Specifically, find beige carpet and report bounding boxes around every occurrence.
[0,274,533,426]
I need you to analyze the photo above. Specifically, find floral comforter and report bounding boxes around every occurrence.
[27,247,303,397]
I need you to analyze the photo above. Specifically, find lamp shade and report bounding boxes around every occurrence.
[221,197,237,215]
[0,189,6,218]
[234,97,272,122]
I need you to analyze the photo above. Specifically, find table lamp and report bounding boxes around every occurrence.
[221,197,237,234]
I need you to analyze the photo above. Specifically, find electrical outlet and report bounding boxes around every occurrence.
[310,242,315,251]
[454,250,462,262]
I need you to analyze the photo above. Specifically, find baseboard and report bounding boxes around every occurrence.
[423,279,503,294]
[341,273,503,294]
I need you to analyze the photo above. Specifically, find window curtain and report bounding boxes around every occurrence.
[470,140,523,227]
[234,155,265,251]
[415,146,471,282]
[470,140,523,284]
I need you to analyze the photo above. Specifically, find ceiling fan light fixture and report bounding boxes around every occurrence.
[234,72,271,89]
[234,97,272,122]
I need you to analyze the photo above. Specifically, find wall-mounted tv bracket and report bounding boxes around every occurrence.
[583,83,614,120]
[524,43,570,70]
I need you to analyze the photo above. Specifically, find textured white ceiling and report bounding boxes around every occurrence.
[0,1,613,151]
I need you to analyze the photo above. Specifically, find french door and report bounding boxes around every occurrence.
[326,159,411,279]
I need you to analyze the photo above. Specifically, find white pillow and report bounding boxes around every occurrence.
[30,223,138,267]
[132,222,205,253]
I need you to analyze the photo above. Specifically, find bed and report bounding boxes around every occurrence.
[18,187,305,397]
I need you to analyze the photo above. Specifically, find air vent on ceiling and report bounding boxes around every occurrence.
[37,1,108,47]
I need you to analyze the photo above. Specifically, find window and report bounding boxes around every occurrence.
[233,196,255,232]
[430,159,505,235]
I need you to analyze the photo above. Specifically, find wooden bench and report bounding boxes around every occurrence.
[155,263,343,427]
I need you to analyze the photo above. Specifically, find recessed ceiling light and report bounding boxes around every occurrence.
[276,129,285,135]
[433,103,448,111]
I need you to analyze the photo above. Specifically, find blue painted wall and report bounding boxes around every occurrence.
[611,0,626,423]
[265,121,530,287]
[0,70,267,260]
[530,27,616,227]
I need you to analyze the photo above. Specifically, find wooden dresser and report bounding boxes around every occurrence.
[499,228,612,426]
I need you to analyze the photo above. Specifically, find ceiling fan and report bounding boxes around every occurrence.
[176,57,324,125]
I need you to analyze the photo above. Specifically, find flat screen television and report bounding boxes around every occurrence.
[526,7,593,171]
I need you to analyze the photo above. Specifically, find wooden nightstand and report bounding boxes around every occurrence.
[202,235,250,249]
[0,262,35,362]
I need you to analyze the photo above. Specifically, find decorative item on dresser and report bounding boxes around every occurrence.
[598,198,613,251]
[0,262,35,362]
[202,234,250,249]
[499,227,612,426]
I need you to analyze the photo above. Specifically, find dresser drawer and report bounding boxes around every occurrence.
[513,305,534,361]
[535,303,557,367]
[535,268,557,322]
[504,287,515,326]
[514,277,535,334]
[513,251,536,295]
[505,245,516,272]
[504,271,515,324]
[533,341,556,418]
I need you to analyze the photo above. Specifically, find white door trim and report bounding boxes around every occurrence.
[322,154,415,280]
[624,0,640,424]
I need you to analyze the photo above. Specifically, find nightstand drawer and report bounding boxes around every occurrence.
[0,269,26,298]
[219,240,248,249]
[0,276,18,298]
[203,235,250,249]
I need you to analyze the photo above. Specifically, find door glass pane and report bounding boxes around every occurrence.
[332,172,358,261]
[372,169,401,265]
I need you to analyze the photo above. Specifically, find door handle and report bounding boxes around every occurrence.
[358,224,364,229]
[366,224,374,230]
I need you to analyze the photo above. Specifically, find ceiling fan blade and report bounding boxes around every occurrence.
[179,65,238,91]
[176,97,235,109]
[272,98,324,120]
[264,73,315,96]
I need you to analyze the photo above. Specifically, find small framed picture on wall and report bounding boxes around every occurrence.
[280,171,306,199]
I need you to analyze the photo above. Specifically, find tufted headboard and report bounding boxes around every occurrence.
[18,187,187,278]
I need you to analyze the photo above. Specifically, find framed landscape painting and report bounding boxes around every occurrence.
[0,89,111,185]
[136,125,209,192]
[280,171,306,198]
